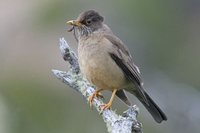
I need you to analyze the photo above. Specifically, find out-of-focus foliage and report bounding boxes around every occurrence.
[0,0,200,133]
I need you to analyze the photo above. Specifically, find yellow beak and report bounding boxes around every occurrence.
[66,20,82,27]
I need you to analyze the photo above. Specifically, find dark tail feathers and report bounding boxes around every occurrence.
[137,91,167,123]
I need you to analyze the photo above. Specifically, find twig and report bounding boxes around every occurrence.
[52,38,143,133]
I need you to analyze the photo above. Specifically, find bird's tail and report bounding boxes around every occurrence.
[136,91,167,123]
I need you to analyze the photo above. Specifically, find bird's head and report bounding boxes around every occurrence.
[67,10,104,37]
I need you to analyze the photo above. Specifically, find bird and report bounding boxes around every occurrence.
[66,10,167,123]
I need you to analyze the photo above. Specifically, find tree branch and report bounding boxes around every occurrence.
[52,38,143,133]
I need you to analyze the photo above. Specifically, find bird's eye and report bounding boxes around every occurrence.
[86,19,92,25]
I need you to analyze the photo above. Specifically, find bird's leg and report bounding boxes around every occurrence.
[88,88,104,108]
[100,89,117,110]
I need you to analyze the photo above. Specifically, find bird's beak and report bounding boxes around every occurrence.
[66,20,82,27]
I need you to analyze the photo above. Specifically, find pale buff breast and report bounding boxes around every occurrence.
[78,34,128,90]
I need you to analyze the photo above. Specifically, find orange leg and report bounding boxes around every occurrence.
[100,89,117,110]
[88,88,104,108]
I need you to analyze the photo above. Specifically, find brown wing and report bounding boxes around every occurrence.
[104,34,148,104]
[104,34,142,85]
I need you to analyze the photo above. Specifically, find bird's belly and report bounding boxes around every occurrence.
[79,49,128,90]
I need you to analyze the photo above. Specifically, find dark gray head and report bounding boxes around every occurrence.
[67,10,104,36]
[77,10,104,29]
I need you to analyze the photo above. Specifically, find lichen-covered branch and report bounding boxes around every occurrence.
[52,38,142,133]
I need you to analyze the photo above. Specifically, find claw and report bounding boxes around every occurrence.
[88,89,104,109]
[100,89,117,112]
[100,102,112,110]
[88,93,95,108]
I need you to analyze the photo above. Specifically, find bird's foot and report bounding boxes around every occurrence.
[88,92,104,108]
[99,89,117,113]
[100,102,112,110]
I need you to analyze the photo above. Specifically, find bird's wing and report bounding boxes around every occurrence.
[104,34,148,104]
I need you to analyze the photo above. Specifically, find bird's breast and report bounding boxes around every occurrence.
[78,36,128,90]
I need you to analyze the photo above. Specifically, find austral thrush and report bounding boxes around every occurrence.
[67,10,167,123]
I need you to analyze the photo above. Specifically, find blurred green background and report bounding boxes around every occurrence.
[0,0,200,133]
